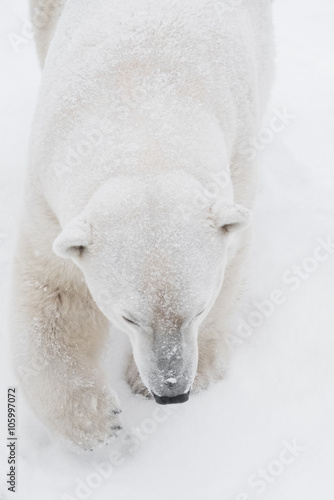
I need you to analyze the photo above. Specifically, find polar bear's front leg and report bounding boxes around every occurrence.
[192,237,251,393]
[10,250,122,449]
[192,323,229,393]
[126,354,152,399]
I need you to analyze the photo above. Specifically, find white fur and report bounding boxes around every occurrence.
[11,0,274,448]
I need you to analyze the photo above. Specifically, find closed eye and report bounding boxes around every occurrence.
[122,316,139,326]
[195,309,206,318]
[184,309,206,328]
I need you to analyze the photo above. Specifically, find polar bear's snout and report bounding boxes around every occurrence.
[150,356,192,404]
[149,369,192,403]
[152,391,190,405]
[132,346,195,403]
[138,331,197,403]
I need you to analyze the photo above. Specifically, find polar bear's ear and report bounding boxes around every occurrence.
[53,218,92,259]
[211,202,252,234]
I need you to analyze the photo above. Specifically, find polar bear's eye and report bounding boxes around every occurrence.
[185,309,206,327]
[195,309,205,318]
[122,316,139,326]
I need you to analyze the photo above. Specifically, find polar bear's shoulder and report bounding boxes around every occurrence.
[32,0,273,68]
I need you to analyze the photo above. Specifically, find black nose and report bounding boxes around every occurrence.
[152,391,190,405]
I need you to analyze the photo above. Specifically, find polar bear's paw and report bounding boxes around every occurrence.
[126,355,152,399]
[57,386,123,450]
[191,336,228,394]
[191,365,225,394]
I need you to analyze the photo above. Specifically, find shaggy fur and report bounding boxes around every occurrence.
[10,0,274,448]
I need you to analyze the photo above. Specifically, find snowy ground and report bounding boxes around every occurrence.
[1,1,334,499]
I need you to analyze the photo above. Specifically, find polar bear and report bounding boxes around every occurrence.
[10,0,274,448]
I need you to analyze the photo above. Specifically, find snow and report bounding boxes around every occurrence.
[166,378,177,384]
[1,1,334,499]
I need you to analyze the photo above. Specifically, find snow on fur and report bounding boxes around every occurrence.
[10,0,273,449]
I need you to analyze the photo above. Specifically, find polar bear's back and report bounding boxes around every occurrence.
[29,0,274,223]
[33,0,274,125]
[32,0,273,73]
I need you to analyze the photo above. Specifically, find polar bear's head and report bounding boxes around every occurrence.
[53,172,251,403]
